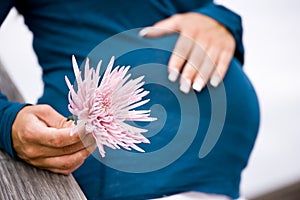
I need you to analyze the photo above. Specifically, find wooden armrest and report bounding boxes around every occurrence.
[0,61,86,199]
[0,150,86,200]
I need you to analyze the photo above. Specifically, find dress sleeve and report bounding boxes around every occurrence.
[193,2,244,65]
[0,93,28,158]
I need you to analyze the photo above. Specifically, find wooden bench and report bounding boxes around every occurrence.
[0,61,86,199]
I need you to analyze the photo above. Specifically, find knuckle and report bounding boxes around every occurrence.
[57,152,87,173]
[59,155,83,170]
[21,128,35,143]
[60,159,75,170]
[224,37,235,51]
[176,42,191,55]
[181,70,194,80]
[223,41,234,52]
[50,137,63,147]
[38,104,54,117]
[82,149,91,159]
[40,104,52,111]
[61,145,72,154]
[170,14,185,30]
[74,132,83,141]
[171,14,181,22]
[184,62,198,73]
[23,147,38,159]
[62,144,78,154]
[27,159,40,169]
[62,163,81,175]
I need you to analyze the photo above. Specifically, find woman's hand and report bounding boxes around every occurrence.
[140,12,235,93]
[12,104,96,175]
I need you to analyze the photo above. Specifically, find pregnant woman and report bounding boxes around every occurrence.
[0,1,259,199]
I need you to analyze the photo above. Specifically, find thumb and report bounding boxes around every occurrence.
[34,104,70,129]
[139,15,181,37]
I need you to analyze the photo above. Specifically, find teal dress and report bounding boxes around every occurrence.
[0,1,259,199]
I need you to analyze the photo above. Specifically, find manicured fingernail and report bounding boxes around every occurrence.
[210,73,221,87]
[180,79,191,94]
[168,68,179,82]
[192,77,205,92]
[139,27,151,37]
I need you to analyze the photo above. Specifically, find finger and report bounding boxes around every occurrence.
[191,49,217,92]
[199,44,219,74]
[24,121,82,148]
[23,113,89,149]
[21,133,96,159]
[59,132,96,156]
[21,117,84,149]
[45,162,83,175]
[30,143,96,174]
[192,74,205,93]
[13,105,83,148]
[37,104,89,143]
[34,104,69,129]
[139,15,181,37]
[72,121,88,140]
[49,128,94,151]
[168,34,194,82]
[210,50,233,87]
[24,105,85,146]
[179,37,211,93]
[139,27,175,38]
[179,42,206,93]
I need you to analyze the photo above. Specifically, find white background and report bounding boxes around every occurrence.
[0,0,300,198]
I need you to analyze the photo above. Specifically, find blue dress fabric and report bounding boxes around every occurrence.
[0,1,260,199]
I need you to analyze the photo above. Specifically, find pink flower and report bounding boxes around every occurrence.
[65,56,156,157]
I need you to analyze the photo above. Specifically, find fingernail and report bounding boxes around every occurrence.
[139,27,151,37]
[180,79,191,94]
[192,77,205,92]
[168,68,179,82]
[210,73,221,87]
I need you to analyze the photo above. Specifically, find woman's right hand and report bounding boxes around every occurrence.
[12,104,96,175]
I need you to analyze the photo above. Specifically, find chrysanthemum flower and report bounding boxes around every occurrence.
[65,56,156,157]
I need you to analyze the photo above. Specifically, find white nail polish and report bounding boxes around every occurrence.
[180,79,191,94]
[139,27,150,37]
[168,69,179,82]
[210,73,221,87]
[192,77,204,92]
